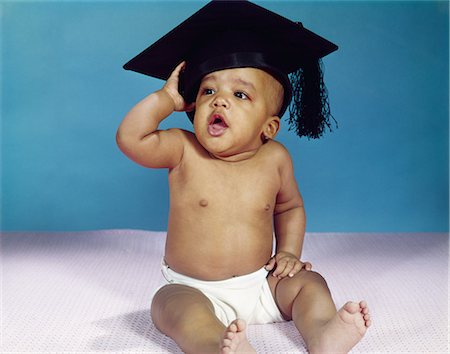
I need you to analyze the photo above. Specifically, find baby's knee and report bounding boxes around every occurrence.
[302,271,328,288]
[152,284,200,312]
[282,270,328,296]
[301,270,328,286]
[151,285,176,326]
[151,284,215,326]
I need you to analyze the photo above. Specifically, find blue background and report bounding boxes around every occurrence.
[2,0,448,232]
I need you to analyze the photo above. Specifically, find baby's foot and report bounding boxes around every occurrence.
[220,319,256,354]
[310,301,371,354]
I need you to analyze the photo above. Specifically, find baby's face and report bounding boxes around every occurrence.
[193,67,282,159]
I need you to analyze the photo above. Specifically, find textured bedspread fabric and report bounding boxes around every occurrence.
[1,230,448,353]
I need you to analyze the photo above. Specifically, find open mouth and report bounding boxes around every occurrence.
[207,114,228,137]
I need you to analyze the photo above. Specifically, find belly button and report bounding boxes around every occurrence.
[199,199,208,207]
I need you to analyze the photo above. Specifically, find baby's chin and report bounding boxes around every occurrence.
[195,136,232,159]
[198,139,263,163]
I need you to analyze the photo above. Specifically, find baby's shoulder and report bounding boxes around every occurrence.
[167,128,194,140]
[170,128,210,159]
[263,140,293,163]
[168,128,200,148]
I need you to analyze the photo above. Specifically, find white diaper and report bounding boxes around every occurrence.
[161,260,284,326]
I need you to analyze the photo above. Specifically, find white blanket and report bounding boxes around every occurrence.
[2,230,448,353]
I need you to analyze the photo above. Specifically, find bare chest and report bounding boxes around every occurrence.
[169,158,280,213]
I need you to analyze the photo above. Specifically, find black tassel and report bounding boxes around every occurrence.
[288,59,337,139]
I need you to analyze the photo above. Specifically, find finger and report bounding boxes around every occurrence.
[278,259,297,278]
[265,257,276,271]
[166,62,185,86]
[288,261,303,277]
[272,256,289,277]
[172,61,186,75]
[273,258,292,278]
[272,261,287,277]
[303,261,312,271]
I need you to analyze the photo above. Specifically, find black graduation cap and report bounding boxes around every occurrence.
[124,0,338,139]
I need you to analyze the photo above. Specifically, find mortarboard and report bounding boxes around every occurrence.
[124,0,338,139]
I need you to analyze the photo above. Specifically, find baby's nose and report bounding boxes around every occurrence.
[212,96,229,108]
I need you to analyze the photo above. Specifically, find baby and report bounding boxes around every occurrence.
[117,61,371,353]
[117,1,371,353]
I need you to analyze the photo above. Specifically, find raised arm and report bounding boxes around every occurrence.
[265,145,311,278]
[116,62,195,169]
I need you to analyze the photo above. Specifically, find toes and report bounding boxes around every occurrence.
[359,301,369,312]
[359,301,370,319]
[222,338,232,348]
[229,322,238,333]
[221,319,253,354]
[363,313,371,327]
[225,331,235,340]
[221,347,232,354]
[234,319,246,332]
[343,301,360,314]
[361,306,369,315]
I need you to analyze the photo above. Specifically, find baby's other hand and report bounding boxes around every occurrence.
[265,252,312,279]
[161,61,195,112]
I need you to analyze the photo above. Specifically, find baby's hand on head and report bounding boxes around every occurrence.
[265,252,312,279]
[161,61,195,112]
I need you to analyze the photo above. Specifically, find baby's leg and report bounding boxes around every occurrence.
[268,270,371,354]
[151,284,226,354]
[311,300,371,353]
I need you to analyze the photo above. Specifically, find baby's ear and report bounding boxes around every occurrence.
[263,116,281,140]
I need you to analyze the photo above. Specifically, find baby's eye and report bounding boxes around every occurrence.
[202,88,215,95]
[234,91,249,100]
